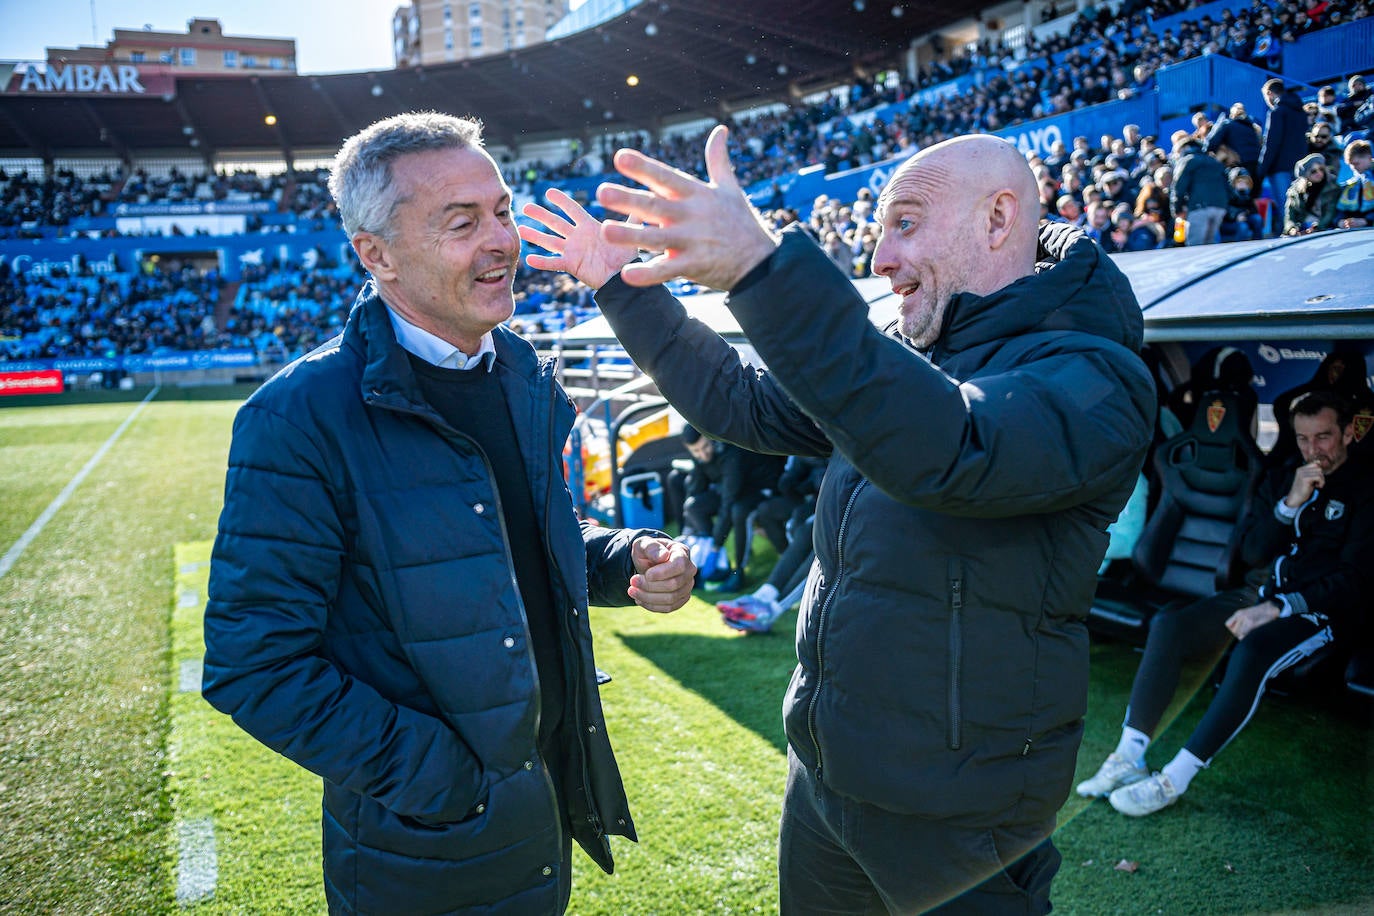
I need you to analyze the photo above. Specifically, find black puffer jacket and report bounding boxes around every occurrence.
[597,223,1155,826]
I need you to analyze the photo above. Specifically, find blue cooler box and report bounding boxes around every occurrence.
[619,471,665,529]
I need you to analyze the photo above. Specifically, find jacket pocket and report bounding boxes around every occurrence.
[947,558,964,751]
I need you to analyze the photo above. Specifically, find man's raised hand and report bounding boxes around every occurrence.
[1285,460,1325,508]
[518,188,639,289]
[597,125,780,291]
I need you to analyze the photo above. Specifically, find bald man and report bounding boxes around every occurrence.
[520,130,1157,914]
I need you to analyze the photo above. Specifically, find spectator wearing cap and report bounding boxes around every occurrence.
[1283,153,1341,235]
[1308,122,1345,178]
[1098,168,1130,207]
[1100,208,1135,254]
[1206,102,1263,184]
[1131,147,1168,186]
[1220,168,1264,242]
[1065,148,1092,186]
[1260,78,1311,205]
[1341,74,1374,138]
[1054,194,1085,225]
[1172,136,1230,245]
[1337,75,1371,131]
[1316,85,1342,133]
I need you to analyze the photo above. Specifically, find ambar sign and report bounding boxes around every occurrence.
[4,63,175,97]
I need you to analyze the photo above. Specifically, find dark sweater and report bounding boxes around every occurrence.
[409,354,566,766]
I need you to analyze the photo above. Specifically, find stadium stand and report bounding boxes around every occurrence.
[2,0,1372,372]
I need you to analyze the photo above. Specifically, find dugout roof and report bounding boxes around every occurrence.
[0,0,1001,161]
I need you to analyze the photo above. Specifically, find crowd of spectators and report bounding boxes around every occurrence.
[524,0,1369,190]
[0,163,341,240]
[0,168,119,238]
[0,254,225,359]
[2,0,1371,362]
[4,80,1371,363]
[3,1,1366,240]
[0,245,601,363]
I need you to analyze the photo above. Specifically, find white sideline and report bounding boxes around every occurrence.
[0,387,159,580]
[175,817,219,904]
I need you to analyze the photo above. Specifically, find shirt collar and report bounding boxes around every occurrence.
[386,307,496,371]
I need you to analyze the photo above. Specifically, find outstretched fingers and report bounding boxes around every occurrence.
[703,124,740,192]
[612,148,704,199]
[516,223,567,272]
[520,202,576,240]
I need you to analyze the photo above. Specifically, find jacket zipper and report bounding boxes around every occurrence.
[807,477,866,796]
[947,558,964,751]
[1273,488,1319,591]
[535,361,602,847]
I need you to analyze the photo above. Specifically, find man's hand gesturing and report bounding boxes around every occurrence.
[628,536,696,613]
[597,125,780,291]
[1285,460,1325,508]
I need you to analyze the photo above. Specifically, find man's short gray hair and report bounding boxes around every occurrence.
[329,112,485,240]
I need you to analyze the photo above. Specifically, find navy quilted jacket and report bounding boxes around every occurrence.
[204,283,652,914]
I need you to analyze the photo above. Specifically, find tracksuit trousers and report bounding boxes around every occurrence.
[1124,587,1334,762]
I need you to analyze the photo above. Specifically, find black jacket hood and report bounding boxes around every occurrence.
[936,222,1144,358]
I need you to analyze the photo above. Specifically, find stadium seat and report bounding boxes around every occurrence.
[1089,384,1266,643]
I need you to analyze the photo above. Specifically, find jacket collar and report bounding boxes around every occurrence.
[933,223,1143,361]
[345,279,545,409]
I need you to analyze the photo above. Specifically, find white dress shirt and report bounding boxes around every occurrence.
[386,307,496,371]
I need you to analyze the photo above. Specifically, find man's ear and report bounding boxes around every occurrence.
[353,232,397,281]
[986,189,1019,250]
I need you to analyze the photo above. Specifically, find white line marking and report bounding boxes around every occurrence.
[175,817,219,904]
[0,387,159,580]
[178,660,204,694]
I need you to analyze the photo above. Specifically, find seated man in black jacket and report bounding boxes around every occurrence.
[520,130,1155,913]
[718,454,827,633]
[1078,390,1374,816]
[679,424,786,592]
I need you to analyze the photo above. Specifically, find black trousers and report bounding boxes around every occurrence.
[754,494,802,558]
[778,749,1058,915]
[1125,587,1334,762]
[682,490,769,568]
[766,514,815,596]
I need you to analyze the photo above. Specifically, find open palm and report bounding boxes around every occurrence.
[519,188,639,289]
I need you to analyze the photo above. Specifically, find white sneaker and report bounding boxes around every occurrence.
[1075,753,1148,798]
[1108,772,1180,817]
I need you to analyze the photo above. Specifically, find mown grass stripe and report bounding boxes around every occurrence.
[0,386,160,580]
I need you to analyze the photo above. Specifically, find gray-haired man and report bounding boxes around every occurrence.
[202,112,694,913]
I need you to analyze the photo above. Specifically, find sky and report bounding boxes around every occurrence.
[0,0,587,75]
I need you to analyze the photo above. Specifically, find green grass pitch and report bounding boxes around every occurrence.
[0,391,1370,914]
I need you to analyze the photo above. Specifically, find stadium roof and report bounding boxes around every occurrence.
[0,0,1000,162]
